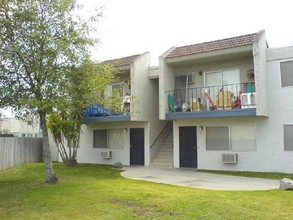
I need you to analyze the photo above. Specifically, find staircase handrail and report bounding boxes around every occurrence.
[150,122,171,148]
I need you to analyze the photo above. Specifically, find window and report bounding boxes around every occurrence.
[93,129,124,149]
[280,61,293,87]
[93,130,107,148]
[230,125,256,151]
[206,125,256,151]
[206,126,229,151]
[108,129,124,149]
[284,125,293,151]
[111,81,131,96]
[204,68,240,87]
[204,68,240,102]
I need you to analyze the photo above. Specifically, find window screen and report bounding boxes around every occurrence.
[230,125,256,151]
[206,126,229,151]
[284,125,293,151]
[93,130,107,148]
[280,61,293,87]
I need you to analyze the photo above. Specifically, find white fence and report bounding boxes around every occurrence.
[0,137,43,171]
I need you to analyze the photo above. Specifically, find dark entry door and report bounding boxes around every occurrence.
[130,128,145,165]
[179,126,197,168]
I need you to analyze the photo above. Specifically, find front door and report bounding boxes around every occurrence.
[179,126,197,168]
[130,128,145,165]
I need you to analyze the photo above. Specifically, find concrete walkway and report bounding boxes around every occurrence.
[121,166,280,191]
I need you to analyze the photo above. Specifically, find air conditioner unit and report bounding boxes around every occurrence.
[222,153,238,164]
[100,151,112,159]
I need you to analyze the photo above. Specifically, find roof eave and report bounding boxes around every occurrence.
[165,45,253,64]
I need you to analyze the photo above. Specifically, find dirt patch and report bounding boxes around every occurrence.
[111,199,177,218]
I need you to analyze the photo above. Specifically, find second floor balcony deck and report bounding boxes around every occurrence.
[166,82,256,119]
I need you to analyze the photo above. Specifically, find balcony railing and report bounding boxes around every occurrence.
[166,82,255,113]
[85,95,131,118]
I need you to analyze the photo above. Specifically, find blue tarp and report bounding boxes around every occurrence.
[85,104,112,117]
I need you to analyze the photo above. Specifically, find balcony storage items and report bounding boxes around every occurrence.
[216,91,234,110]
[241,93,256,108]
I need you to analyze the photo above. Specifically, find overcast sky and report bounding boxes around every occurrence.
[2,0,293,117]
[80,0,293,66]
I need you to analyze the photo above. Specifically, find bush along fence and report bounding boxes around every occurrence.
[0,137,43,171]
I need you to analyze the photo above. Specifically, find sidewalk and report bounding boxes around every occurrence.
[121,166,280,191]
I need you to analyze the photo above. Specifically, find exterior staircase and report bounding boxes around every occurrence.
[150,126,173,168]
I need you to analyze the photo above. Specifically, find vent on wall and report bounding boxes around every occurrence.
[100,151,112,159]
[222,153,238,164]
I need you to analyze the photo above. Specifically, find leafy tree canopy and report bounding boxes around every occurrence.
[0,0,106,182]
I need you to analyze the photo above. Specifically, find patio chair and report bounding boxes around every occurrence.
[168,94,181,112]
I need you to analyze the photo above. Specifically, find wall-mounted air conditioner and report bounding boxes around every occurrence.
[100,151,112,159]
[222,153,238,164]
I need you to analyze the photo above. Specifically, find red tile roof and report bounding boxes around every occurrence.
[166,33,258,59]
[103,54,140,67]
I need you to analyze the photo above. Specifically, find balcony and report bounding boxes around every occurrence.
[83,81,132,124]
[82,103,131,124]
[166,82,256,119]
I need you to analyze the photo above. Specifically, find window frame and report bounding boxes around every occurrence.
[93,129,124,149]
[204,68,240,87]
[280,60,293,88]
[284,124,293,151]
[206,126,230,151]
[230,125,257,152]
[206,125,257,152]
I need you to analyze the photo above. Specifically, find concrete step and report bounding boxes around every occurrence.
[160,145,173,150]
[155,151,173,158]
[150,124,174,168]
[152,159,173,164]
[150,162,173,168]
[153,154,173,160]
[157,149,173,153]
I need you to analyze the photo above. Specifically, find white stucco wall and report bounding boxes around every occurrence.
[173,116,293,173]
[171,45,293,173]
[0,118,41,137]
[159,57,176,120]
[131,52,167,160]
[253,30,269,116]
[173,58,254,91]
[131,52,150,121]
[78,121,150,166]
[79,52,166,166]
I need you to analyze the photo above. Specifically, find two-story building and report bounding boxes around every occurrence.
[78,30,293,173]
[78,52,166,166]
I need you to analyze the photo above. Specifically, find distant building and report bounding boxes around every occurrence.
[0,118,41,137]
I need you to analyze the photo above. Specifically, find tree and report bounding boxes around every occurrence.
[0,0,100,182]
[47,59,118,166]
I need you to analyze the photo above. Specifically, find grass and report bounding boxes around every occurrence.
[0,163,293,220]
[198,169,293,180]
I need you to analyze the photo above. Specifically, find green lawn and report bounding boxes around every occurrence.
[198,169,293,180]
[0,163,293,220]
